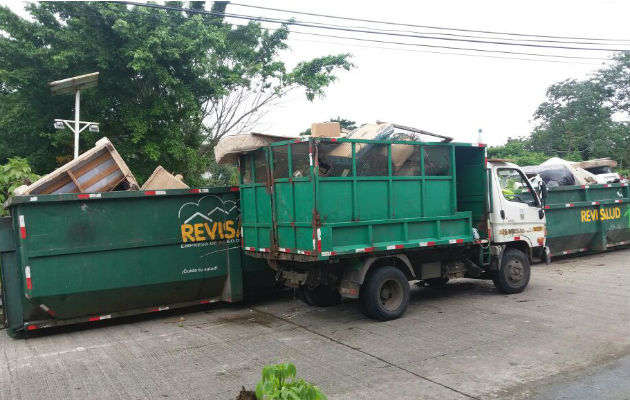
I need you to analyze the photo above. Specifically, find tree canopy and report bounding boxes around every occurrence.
[0,2,352,185]
[489,52,629,172]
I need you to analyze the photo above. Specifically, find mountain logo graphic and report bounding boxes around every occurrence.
[178,195,240,243]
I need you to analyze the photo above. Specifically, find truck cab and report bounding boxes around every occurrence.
[488,160,547,256]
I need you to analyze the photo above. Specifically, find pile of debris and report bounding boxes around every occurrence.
[14,137,188,196]
[215,121,452,175]
[522,157,622,187]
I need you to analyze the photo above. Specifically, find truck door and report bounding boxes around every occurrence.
[494,167,544,245]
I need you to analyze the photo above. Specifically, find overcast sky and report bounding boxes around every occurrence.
[224,0,630,145]
[7,1,630,146]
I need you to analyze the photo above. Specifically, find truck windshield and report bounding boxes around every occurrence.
[497,168,536,206]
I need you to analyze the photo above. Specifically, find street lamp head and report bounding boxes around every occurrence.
[49,72,99,96]
[89,124,100,133]
[54,120,65,130]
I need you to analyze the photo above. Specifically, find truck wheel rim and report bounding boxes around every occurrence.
[507,260,524,284]
[379,279,403,311]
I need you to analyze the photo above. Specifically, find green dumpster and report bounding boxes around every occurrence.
[544,182,630,256]
[0,187,273,337]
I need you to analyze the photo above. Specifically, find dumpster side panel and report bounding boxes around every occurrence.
[2,189,245,334]
[0,217,25,336]
[545,183,630,256]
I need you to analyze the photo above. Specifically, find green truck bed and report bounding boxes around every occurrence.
[0,187,273,337]
[239,137,487,260]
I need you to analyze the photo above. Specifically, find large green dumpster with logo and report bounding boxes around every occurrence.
[544,182,630,256]
[0,187,274,337]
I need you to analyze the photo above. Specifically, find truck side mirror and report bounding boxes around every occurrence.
[540,181,548,202]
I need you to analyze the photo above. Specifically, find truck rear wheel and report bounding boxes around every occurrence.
[360,266,410,321]
[298,285,341,307]
[493,248,530,294]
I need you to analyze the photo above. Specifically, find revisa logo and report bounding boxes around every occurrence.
[177,195,241,243]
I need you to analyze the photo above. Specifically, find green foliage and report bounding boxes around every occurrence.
[487,138,548,166]
[255,363,327,400]
[0,157,39,215]
[0,2,352,185]
[330,116,357,131]
[205,161,238,186]
[492,52,629,168]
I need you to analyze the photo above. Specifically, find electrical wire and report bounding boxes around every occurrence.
[228,2,630,44]
[116,1,630,52]
[286,37,604,65]
[112,1,625,61]
[286,30,611,60]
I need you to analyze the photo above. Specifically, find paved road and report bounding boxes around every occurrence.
[1,250,628,399]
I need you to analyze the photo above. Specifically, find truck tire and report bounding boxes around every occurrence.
[299,285,341,307]
[493,248,530,294]
[360,266,410,321]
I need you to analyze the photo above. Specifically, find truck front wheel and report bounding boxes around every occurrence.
[360,266,410,321]
[493,248,531,294]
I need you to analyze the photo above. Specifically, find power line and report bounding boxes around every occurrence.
[286,37,604,65]
[228,2,630,44]
[287,30,609,61]
[121,2,628,52]
[113,2,624,61]
[288,21,627,48]
[227,19,605,64]
[223,8,630,48]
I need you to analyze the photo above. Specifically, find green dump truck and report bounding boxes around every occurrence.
[0,187,274,337]
[236,136,563,320]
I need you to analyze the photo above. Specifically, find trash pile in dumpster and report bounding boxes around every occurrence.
[215,120,453,177]
[522,157,622,187]
[11,137,190,196]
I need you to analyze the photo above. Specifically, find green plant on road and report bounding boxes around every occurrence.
[0,157,39,216]
[255,363,327,400]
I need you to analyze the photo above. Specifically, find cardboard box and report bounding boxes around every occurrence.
[311,122,341,137]
[141,166,189,190]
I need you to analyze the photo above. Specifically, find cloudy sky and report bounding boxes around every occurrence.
[223,0,630,145]
[7,1,630,146]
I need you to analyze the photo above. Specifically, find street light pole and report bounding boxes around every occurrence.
[74,89,81,159]
[49,72,100,159]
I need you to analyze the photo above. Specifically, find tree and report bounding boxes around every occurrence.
[0,2,352,185]
[491,52,629,169]
[0,157,39,216]
[530,79,625,162]
[529,52,629,166]
[487,138,548,166]
[595,51,630,118]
